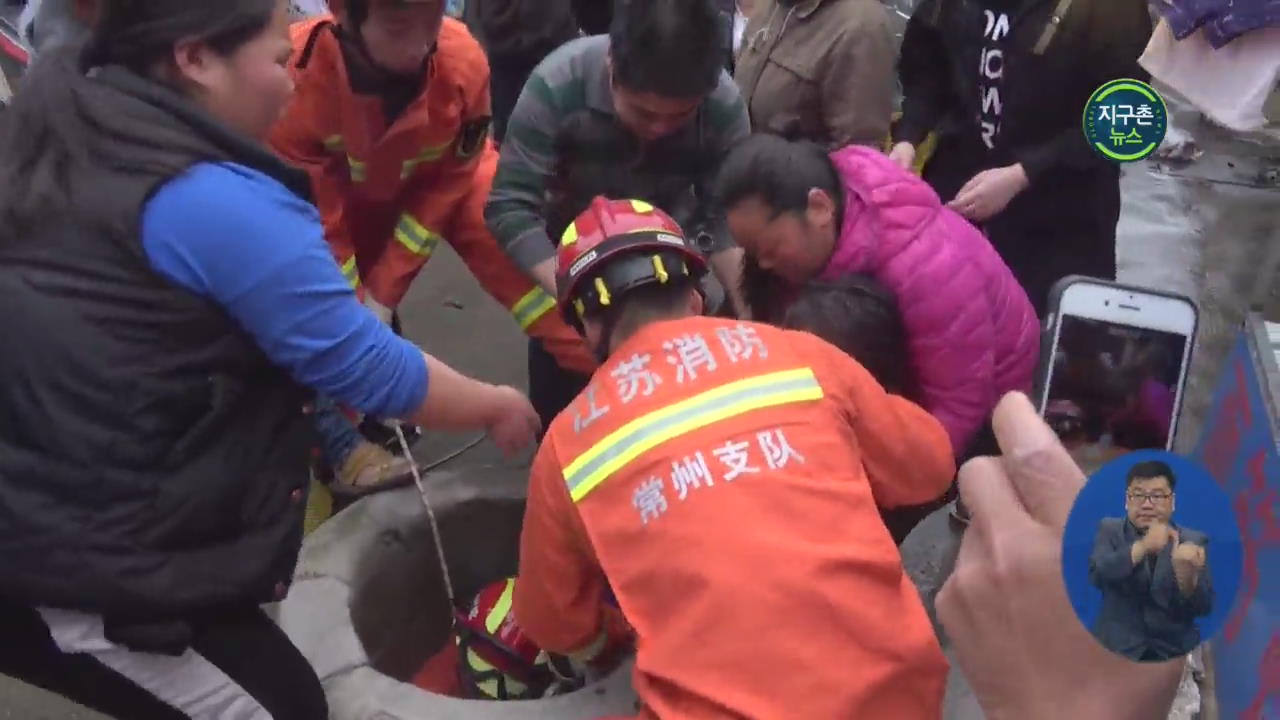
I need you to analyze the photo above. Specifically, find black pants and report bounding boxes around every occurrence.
[528,337,591,433]
[491,56,540,145]
[0,598,326,720]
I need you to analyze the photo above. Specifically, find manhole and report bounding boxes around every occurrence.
[275,465,637,719]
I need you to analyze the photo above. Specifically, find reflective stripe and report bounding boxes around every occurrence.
[511,287,557,331]
[560,222,578,247]
[339,256,360,289]
[464,649,530,698]
[563,368,824,502]
[393,214,442,257]
[323,135,344,151]
[400,142,451,179]
[630,199,654,213]
[485,579,516,634]
[347,155,366,183]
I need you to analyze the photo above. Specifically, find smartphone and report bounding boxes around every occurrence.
[1037,276,1198,473]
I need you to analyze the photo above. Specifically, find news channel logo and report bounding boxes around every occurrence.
[1060,450,1242,663]
[1082,79,1169,163]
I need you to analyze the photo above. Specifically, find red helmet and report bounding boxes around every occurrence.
[556,197,708,332]
[455,578,579,700]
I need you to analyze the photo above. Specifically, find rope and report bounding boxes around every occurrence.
[393,425,462,607]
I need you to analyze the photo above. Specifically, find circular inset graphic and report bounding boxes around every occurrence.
[1061,450,1242,662]
[1082,79,1169,163]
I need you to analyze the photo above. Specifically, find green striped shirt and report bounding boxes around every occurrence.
[483,35,750,272]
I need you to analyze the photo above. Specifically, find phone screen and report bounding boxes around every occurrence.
[1043,315,1188,470]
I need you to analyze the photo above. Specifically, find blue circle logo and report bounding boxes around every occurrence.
[1060,451,1242,662]
[1082,79,1169,163]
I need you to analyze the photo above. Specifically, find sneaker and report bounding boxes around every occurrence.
[330,440,419,498]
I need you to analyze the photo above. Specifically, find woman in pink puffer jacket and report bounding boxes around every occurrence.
[717,134,1040,457]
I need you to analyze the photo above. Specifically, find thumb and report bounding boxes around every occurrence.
[991,392,1086,530]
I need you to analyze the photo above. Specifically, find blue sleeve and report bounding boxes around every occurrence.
[141,162,428,418]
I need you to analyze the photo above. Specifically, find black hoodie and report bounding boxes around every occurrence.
[895,0,1153,314]
[476,0,581,63]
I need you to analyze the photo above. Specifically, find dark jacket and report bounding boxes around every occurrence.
[895,0,1153,314]
[0,64,315,634]
[1089,517,1214,661]
[476,0,581,64]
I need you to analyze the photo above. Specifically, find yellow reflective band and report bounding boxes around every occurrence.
[512,286,557,331]
[323,135,344,151]
[340,256,360,289]
[563,368,824,502]
[630,200,654,213]
[561,223,578,247]
[400,142,450,179]
[464,648,529,698]
[594,277,611,306]
[347,155,366,183]
[394,214,443,257]
[485,579,516,634]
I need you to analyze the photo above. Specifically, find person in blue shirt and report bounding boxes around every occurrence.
[21,0,413,518]
[0,1,538,717]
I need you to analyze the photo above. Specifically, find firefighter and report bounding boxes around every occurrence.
[511,197,956,718]
[449,576,619,701]
[269,0,594,366]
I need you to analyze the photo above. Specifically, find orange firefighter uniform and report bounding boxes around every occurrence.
[513,313,956,719]
[269,16,594,373]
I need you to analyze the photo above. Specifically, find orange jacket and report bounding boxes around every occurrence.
[269,17,594,373]
[514,316,954,719]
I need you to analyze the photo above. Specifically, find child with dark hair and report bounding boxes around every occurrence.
[780,275,951,543]
[781,276,913,399]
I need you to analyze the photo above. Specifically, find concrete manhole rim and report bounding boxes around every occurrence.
[278,478,639,719]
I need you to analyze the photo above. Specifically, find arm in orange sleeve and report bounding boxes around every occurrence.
[443,147,596,374]
[268,95,362,294]
[512,436,614,659]
[363,154,477,309]
[806,333,956,508]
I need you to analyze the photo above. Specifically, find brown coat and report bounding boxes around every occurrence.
[734,0,895,149]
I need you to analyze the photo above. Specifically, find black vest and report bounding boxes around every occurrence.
[0,66,316,619]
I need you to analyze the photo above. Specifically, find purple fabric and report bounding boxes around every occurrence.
[818,146,1041,456]
[1161,0,1280,48]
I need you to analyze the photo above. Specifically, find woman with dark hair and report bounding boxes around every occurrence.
[719,133,1038,461]
[0,1,537,716]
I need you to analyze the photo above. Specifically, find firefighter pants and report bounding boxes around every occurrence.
[0,597,326,720]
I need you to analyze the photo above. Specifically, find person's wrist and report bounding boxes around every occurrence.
[485,383,511,417]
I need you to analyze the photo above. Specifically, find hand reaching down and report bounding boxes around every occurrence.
[483,385,542,457]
